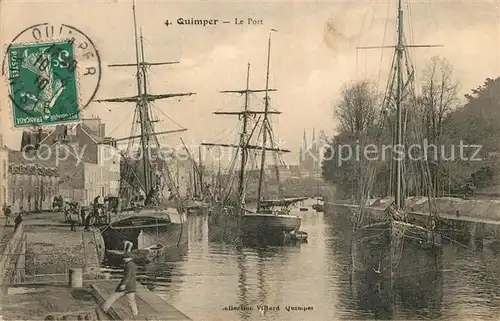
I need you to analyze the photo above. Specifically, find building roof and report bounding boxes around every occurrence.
[79,123,103,143]
[8,149,59,176]
[37,121,106,146]
[8,149,56,168]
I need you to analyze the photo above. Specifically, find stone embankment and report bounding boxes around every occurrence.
[24,225,104,278]
[329,196,500,222]
[0,212,105,284]
[0,223,26,293]
[326,195,500,247]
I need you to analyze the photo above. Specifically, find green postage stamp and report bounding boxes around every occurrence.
[7,41,80,127]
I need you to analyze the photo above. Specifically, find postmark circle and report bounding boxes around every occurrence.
[2,23,102,128]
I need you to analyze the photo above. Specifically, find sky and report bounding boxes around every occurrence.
[0,0,499,165]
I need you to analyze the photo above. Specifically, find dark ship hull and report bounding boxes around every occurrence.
[101,208,188,265]
[351,220,443,318]
[185,200,210,216]
[351,239,444,319]
[352,220,442,277]
[208,205,301,245]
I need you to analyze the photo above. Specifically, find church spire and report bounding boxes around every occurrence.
[299,145,303,167]
[303,129,307,149]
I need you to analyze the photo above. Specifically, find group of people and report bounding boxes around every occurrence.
[52,195,119,231]
[2,202,24,230]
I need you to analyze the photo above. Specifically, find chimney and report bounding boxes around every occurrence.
[99,124,106,138]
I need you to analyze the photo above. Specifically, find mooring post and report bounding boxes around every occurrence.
[69,268,83,288]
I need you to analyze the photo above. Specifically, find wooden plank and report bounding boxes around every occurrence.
[94,306,111,321]
[91,284,121,320]
[90,280,191,321]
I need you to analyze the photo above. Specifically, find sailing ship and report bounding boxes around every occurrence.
[350,0,443,297]
[203,31,305,244]
[95,2,194,264]
[179,142,211,215]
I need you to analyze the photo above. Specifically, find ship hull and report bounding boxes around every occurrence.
[186,202,210,216]
[101,210,188,265]
[351,220,442,282]
[350,220,443,318]
[208,205,301,245]
[241,213,300,234]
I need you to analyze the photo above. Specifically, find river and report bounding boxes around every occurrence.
[107,199,500,320]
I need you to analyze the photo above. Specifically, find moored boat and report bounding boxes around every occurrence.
[349,0,443,297]
[101,208,187,265]
[203,33,306,245]
[95,2,194,265]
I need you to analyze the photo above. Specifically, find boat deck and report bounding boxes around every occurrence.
[91,280,191,320]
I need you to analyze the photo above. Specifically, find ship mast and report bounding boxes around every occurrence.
[395,0,403,209]
[256,31,273,212]
[96,1,196,200]
[238,63,251,201]
[356,0,442,211]
[202,62,288,211]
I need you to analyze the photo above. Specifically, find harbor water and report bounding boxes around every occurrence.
[105,199,500,320]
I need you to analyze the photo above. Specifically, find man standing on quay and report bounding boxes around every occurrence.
[100,241,139,318]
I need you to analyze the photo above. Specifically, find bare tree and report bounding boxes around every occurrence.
[419,56,459,195]
[334,80,380,134]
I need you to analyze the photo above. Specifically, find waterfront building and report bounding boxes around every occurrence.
[7,150,59,212]
[20,117,120,205]
[0,134,8,213]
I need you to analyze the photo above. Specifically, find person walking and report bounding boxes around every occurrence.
[80,207,86,226]
[100,241,139,317]
[3,203,12,227]
[14,211,23,231]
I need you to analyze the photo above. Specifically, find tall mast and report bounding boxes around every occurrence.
[395,0,403,209]
[198,146,203,194]
[238,63,251,202]
[201,61,289,211]
[96,1,196,200]
[256,31,273,212]
[202,32,286,210]
[133,3,150,195]
[356,0,442,211]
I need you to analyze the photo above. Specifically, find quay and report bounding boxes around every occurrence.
[0,212,193,321]
[325,196,500,249]
[1,279,191,320]
[92,281,191,320]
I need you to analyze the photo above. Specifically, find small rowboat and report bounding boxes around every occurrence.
[106,243,164,265]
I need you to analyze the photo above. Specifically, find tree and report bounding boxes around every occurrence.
[323,80,384,199]
[419,56,459,195]
[334,80,380,134]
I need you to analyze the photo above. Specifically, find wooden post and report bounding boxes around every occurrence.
[69,268,83,288]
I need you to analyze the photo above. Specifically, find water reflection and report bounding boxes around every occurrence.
[100,202,500,320]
